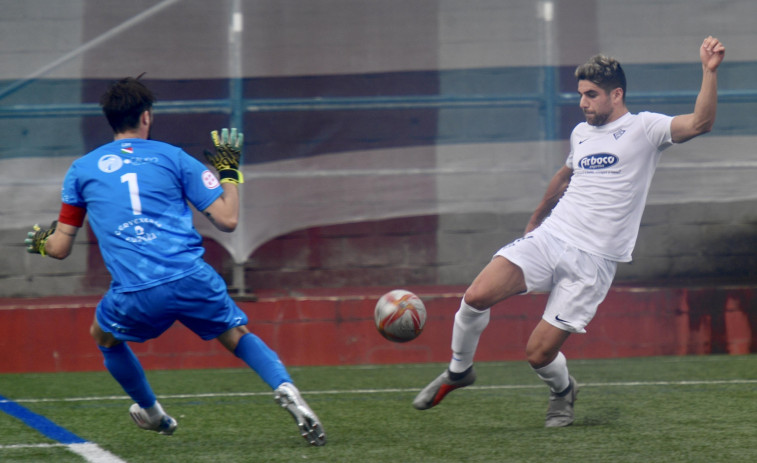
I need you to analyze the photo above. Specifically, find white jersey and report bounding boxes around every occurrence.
[540,111,674,262]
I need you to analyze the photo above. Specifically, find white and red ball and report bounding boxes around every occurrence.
[374,289,427,343]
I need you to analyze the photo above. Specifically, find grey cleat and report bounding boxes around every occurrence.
[129,402,178,436]
[545,375,578,427]
[274,382,326,446]
[412,366,477,410]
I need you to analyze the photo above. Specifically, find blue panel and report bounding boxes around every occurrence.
[2,61,756,162]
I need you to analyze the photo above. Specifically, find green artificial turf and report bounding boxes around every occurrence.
[2,355,756,462]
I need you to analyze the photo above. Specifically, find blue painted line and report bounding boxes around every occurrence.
[0,394,86,445]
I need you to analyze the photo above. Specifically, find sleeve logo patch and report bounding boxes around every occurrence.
[202,170,221,189]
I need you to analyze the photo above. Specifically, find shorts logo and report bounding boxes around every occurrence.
[579,153,618,170]
[98,154,123,173]
[202,170,220,189]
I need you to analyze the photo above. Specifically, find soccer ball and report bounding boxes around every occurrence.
[374,289,427,343]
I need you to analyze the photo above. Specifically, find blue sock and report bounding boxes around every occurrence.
[98,343,156,409]
[234,333,292,389]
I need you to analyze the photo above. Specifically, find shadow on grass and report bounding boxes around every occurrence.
[578,406,621,427]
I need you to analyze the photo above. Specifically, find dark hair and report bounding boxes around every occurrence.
[100,76,155,133]
[574,54,626,101]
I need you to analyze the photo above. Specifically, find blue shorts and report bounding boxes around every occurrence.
[96,262,248,342]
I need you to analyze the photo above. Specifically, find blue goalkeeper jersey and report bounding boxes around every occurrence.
[61,138,223,292]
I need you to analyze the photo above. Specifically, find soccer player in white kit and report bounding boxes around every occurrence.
[413,36,726,427]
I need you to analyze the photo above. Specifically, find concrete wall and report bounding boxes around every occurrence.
[5,198,757,298]
[239,200,757,293]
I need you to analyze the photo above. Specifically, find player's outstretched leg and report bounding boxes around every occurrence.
[97,342,177,434]
[545,375,578,427]
[128,400,178,435]
[274,382,326,446]
[412,366,476,410]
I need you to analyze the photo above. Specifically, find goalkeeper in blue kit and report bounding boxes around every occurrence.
[25,77,325,446]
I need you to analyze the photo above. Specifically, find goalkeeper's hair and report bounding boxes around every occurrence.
[574,54,626,102]
[100,75,155,133]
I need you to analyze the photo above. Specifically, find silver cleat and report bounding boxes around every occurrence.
[274,382,326,446]
[129,402,178,436]
[412,366,477,410]
[545,376,578,428]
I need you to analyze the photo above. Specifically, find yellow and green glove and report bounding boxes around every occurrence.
[204,128,244,184]
[25,221,57,256]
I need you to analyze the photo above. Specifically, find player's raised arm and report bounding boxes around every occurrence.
[202,128,243,232]
[670,36,725,144]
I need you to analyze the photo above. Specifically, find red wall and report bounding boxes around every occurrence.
[1,285,755,373]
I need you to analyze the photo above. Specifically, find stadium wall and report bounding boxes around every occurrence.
[241,200,757,293]
[1,285,755,374]
[2,0,757,370]
[9,198,755,298]
[3,1,757,298]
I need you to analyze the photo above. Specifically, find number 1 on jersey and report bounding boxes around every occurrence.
[121,172,142,216]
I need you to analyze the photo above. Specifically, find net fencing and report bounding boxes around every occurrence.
[2,0,757,269]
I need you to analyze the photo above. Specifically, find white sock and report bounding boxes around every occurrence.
[449,300,490,373]
[533,351,570,393]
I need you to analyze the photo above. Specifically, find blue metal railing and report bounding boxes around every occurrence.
[1,82,756,140]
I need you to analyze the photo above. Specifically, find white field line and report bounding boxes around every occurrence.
[0,442,127,463]
[0,443,66,449]
[66,443,128,463]
[4,379,755,462]
[5,378,757,405]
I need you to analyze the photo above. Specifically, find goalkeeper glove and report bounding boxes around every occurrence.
[204,127,244,184]
[25,221,57,256]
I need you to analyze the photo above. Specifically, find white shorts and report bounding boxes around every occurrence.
[495,228,617,333]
